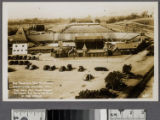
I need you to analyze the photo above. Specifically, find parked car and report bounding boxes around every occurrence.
[83,74,94,81]
[59,66,66,72]
[95,67,108,71]
[78,66,85,72]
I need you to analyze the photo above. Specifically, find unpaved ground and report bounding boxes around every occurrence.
[8,50,154,99]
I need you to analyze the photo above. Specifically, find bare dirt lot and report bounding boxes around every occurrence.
[8,50,154,99]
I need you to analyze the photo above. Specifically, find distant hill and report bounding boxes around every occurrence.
[101,18,154,38]
[131,18,154,26]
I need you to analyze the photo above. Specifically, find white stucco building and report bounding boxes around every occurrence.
[12,43,28,55]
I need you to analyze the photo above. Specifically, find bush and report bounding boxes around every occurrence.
[146,45,154,56]
[122,64,132,74]
[76,88,117,98]
[105,71,125,90]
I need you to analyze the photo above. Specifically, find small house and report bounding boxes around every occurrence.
[12,43,28,55]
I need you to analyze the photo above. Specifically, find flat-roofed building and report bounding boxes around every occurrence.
[12,43,28,55]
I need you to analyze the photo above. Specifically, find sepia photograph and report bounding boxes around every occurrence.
[11,109,146,120]
[2,2,158,101]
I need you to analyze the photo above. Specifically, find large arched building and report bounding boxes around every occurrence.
[49,23,151,57]
[9,24,151,56]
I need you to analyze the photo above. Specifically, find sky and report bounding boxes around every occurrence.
[3,2,157,19]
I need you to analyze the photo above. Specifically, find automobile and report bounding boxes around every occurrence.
[67,64,72,71]
[30,65,38,70]
[78,66,85,72]
[83,74,94,81]
[59,66,66,72]
[50,65,56,71]
[94,67,108,71]
[43,65,50,71]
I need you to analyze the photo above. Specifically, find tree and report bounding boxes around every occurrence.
[105,71,124,90]
[95,19,101,23]
[141,11,149,18]
[122,64,132,74]
[70,18,76,23]
[106,17,116,23]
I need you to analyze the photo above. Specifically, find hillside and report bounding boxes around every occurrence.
[101,18,154,38]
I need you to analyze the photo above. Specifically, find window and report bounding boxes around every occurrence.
[15,45,18,47]
[22,45,24,47]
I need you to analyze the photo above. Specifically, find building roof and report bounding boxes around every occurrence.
[75,36,104,41]
[103,33,139,41]
[48,42,75,47]
[115,42,140,49]
[77,49,104,53]
[87,49,105,53]
[62,42,75,47]
[27,32,140,42]
[29,46,54,50]
[63,25,112,33]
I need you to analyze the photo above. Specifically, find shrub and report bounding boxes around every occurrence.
[146,45,154,56]
[105,71,125,90]
[76,88,117,98]
[122,64,132,74]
